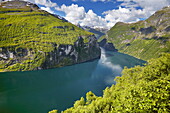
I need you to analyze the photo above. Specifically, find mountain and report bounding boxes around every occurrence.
[79,26,118,51]
[76,25,107,39]
[82,26,107,39]
[0,0,101,72]
[101,6,170,60]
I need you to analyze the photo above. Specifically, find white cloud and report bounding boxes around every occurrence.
[56,4,86,24]
[24,0,57,7]
[56,0,170,29]
[117,0,170,13]
[56,4,107,28]
[2,0,170,29]
[103,7,147,28]
[49,1,142,29]
[80,10,107,28]
[41,6,55,14]
[103,0,170,28]
[55,0,170,29]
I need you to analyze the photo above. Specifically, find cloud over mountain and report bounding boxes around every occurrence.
[1,0,170,29]
[56,4,107,28]
[80,9,107,28]
[103,7,147,28]
[103,0,170,28]
[56,0,170,29]
[56,4,86,24]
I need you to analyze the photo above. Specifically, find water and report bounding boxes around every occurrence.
[0,49,146,113]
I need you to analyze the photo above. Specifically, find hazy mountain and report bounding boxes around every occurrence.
[76,24,107,39]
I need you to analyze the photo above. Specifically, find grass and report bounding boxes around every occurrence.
[0,7,93,72]
[104,7,170,61]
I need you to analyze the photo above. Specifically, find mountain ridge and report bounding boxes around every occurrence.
[77,25,107,39]
[101,6,170,60]
[0,0,101,72]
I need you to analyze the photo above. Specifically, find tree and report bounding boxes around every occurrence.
[61,53,170,113]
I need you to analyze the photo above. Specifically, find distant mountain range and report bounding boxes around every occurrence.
[76,24,107,39]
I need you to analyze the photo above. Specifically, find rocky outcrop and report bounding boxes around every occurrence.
[0,35,101,71]
[98,38,118,51]
[42,35,101,69]
[139,26,156,35]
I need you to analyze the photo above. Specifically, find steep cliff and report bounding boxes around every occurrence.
[0,1,101,72]
[98,38,118,51]
[102,6,170,60]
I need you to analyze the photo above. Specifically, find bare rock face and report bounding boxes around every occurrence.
[98,38,118,51]
[41,36,101,69]
[0,36,101,71]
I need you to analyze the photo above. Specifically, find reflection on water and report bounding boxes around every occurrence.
[92,48,123,85]
[0,49,146,113]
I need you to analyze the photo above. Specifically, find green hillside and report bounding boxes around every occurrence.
[52,53,169,113]
[0,1,99,72]
[102,6,170,60]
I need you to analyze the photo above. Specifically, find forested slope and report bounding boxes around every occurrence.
[102,6,170,60]
[49,53,170,113]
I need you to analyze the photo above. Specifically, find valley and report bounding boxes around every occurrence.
[0,0,170,113]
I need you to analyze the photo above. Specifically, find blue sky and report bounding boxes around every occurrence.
[51,0,122,17]
[2,0,170,29]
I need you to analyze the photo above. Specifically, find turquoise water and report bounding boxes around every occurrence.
[0,49,145,113]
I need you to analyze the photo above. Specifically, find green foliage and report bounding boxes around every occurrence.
[0,6,93,72]
[61,53,170,113]
[73,97,85,108]
[49,110,58,113]
[104,7,170,61]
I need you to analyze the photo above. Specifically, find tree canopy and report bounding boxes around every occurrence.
[50,53,170,113]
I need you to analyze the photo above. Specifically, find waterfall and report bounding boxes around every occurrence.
[91,48,123,85]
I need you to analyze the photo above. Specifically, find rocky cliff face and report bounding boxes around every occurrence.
[0,1,101,72]
[0,35,100,71]
[42,36,100,69]
[102,6,170,60]
[98,38,118,51]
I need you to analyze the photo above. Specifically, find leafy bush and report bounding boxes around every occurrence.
[56,53,170,113]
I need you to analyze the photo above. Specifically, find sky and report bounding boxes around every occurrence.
[2,0,170,29]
